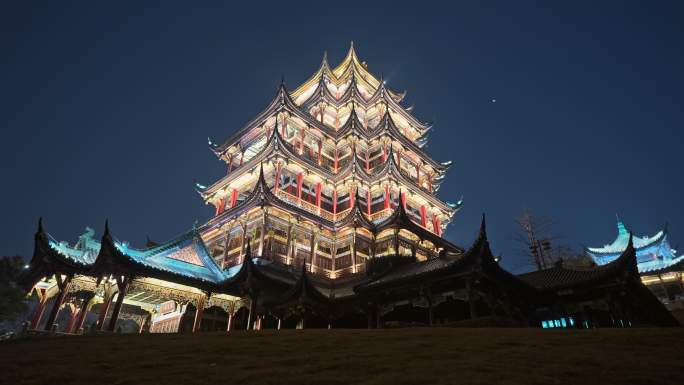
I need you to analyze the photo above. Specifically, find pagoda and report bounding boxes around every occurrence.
[197,42,462,279]
[586,217,684,307]
[19,44,679,334]
[586,218,684,275]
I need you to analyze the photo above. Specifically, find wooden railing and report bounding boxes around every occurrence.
[275,189,362,222]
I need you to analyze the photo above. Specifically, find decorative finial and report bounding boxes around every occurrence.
[37,217,44,233]
[479,213,487,239]
[616,216,628,234]
[104,219,110,236]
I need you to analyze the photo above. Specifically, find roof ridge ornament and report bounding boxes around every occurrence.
[622,232,640,276]
[257,162,268,191]
[208,137,218,149]
[616,216,629,235]
[277,81,289,106]
[478,213,487,241]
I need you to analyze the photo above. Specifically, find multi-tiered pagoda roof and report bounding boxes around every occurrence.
[200,43,459,230]
[586,218,684,275]
[20,44,679,335]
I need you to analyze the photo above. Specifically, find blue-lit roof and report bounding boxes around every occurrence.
[587,220,682,274]
[114,230,228,284]
[47,226,245,284]
[587,221,667,254]
[47,227,101,266]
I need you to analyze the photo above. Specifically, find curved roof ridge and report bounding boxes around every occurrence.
[586,222,668,255]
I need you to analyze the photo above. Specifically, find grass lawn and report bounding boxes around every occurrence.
[2,328,683,385]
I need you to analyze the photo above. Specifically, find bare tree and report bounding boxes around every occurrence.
[514,209,588,271]
[514,209,555,271]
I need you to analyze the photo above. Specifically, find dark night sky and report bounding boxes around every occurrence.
[2,1,683,273]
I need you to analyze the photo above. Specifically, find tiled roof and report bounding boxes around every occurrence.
[358,255,457,290]
[517,266,611,290]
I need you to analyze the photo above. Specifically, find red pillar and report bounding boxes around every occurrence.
[107,277,129,332]
[366,189,372,216]
[66,306,79,333]
[296,173,303,204]
[74,294,94,334]
[274,162,281,193]
[432,214,442,236]
[420,205,428,227]
[227,312,234,332]
[333,189,338,214]
[384,185,390,210]
[44,275,72,332]
[317,140,322,164]
[96,288,115,331]
[192,297,205,333]
[230,188,238,207]
[74,308,88,334]
[30,288,48,330]
[315,182,322,210]
[215,198,226,216]
[400,191,407,210]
